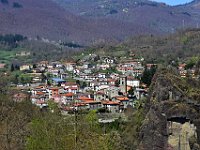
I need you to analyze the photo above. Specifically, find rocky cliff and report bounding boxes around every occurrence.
[139,68,200,149]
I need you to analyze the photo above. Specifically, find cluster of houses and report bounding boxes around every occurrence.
[20,54,148,113]
[6,51,200,114]
[178,63,200,79]
[30,76,147,113]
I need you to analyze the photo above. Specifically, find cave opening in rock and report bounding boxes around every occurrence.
[167,117,190,124]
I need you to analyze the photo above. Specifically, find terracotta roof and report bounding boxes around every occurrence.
[102,101,120,105]
[36,91,45,95]
[64,92,74,97]
[116,96,129,101]
[36,86,45,89]
[78,96,94,101]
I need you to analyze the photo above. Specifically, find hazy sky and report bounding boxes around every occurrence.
[153,0,193,6]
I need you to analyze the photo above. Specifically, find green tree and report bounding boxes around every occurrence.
[128,87,135,95]
[10,64,15,72]
[141,65,157,86]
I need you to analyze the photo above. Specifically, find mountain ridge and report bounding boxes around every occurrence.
[0,0,200,45]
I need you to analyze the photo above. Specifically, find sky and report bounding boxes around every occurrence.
[152,0,193,6]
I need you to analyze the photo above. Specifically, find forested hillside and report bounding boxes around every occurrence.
[1,0,200,45]
[83,29,200,64]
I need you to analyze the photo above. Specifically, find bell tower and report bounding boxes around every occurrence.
[119,75,127,94]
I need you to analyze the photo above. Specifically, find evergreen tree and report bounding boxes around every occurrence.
[141,65,157,86]
[11,64,15,72]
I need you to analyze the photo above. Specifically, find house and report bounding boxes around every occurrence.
[102,101,120,113]
[134,88,147,100]
[16,51,31,56]
[97,64,110,70]
[61,82,79,94]
[114,96,130,109]
[32,76,42,83]
[31,94,48,108]
[117,61,144,77]
[74,103,88,110]
[127,76,140,88]
[94,91,108,101]
[53,62,63,68]
[47,64,54,69]
[102,57,115,64]
[0,63,6,69]
[48,68,60,77]
[97,73,107,78]
[77,96,94,103]
[37,61,48,67]
[35,99,48,108]
[48,87,60,98]
[60,73,69,79]
[20,64,32,71]
[84,101,102,110]
[107,79,116,86]
[84,69,92,74]
[104,86,120,99]
[179,70,187,78]
[65,62,76,72]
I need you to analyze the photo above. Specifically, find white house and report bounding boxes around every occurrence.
[127,77,140,88]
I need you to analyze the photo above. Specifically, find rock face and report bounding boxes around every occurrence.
[139,107,168,150]
[138,69,200,149]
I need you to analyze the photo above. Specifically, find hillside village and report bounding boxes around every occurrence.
[10,52,150,114]
[9,51,199,115]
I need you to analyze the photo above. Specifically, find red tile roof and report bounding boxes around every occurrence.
[102,101,120,105]
[64,92,74,97]
[78,96,94,101]
[36,91,45,95]
[116,96,129,101]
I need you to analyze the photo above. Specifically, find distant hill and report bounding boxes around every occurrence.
[1,0,200,45]
[54,0,200,33]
